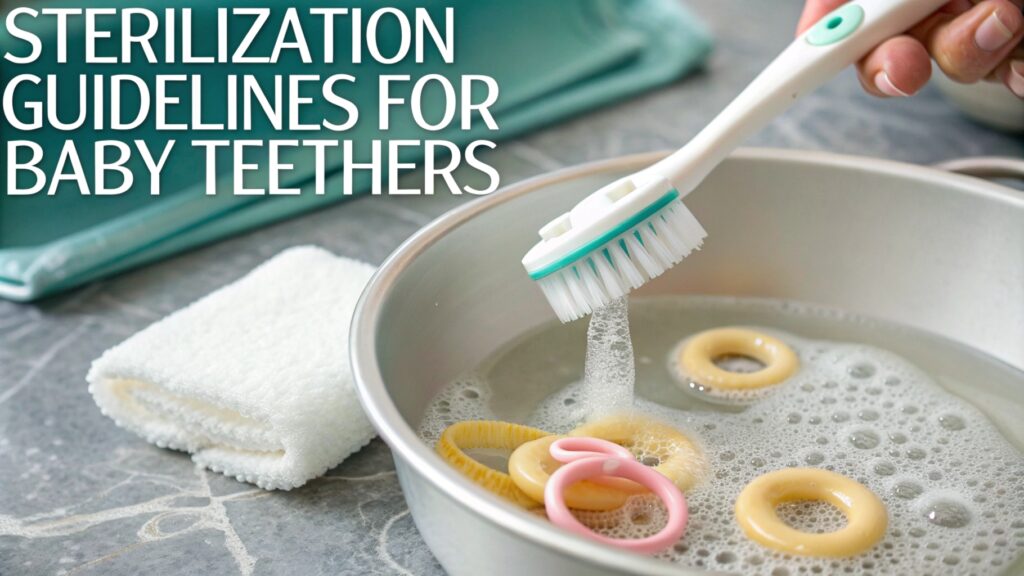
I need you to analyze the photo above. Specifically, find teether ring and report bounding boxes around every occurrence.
[679,327,798,391]
[549,436,633,463]
[509,436,647,511]
[544,438,688,554]
[571,414,704,491]
[735,467,888,557]
[436,420,550,507]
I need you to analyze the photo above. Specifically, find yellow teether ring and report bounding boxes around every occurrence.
[570,414,704,492]
[508,435,647,511]
[734,468,888,558]
[679,327,799,390]
[436,420,550,507]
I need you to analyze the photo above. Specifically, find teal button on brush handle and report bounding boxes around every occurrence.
[807,4,866,46]
[640,0,949,195]
[523,0,949,323]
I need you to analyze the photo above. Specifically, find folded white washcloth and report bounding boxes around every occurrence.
[88,246,377,490]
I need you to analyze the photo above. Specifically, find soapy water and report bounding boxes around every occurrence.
[418,296,1024,575]
[581,295,635,419]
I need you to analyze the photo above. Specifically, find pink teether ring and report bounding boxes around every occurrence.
[544,442,688,554]
[549,436,634,464]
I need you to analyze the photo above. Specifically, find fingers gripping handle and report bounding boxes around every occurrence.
[647,0,950,196]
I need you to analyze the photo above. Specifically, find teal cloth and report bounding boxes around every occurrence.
[0,0,711,301]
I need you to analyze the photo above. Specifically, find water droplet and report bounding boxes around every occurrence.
[938,414,966,431]
[892,480,923,500]
[849,429,880,449]
[849,363,876,379]
[923,498,972,528]
[831,411,850,423]
[858,409,879,422]
[809,416,822,425]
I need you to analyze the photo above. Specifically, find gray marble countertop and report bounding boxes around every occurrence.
[2,2,1021,575]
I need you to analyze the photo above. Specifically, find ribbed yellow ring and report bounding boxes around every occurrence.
[508,435,648,511]
[735,468,888,557]
[679,327,799,390]
[436,420,550,508]
[570,414,704,493]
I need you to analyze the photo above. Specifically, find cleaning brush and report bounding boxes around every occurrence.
[522,0,947,323]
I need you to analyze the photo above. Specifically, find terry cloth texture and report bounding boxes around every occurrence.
[88,246,377,490]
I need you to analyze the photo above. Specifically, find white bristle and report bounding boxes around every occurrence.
[535,197,705,322]
[608,242,644,289]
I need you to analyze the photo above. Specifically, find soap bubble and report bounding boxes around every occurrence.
[938,414,966,431]
[922,497,973,528]
[848,363,876,379]
[891,480,924,500]
[849,429,880,449]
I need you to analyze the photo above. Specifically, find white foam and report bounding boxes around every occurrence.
[581,296,635,419]
[419,299,1024,576]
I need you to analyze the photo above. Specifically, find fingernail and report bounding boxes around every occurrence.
[1009,60,1024,97]
[975,11,1017,52]
[874,71,910,97]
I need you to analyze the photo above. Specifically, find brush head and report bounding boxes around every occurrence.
[522,176,705,323]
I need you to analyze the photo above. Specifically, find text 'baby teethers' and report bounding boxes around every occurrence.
[543,437,689,554]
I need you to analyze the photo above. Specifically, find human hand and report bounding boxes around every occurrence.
[797,0,1023,98]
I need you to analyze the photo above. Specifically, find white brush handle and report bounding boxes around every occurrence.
[644,0,948,195]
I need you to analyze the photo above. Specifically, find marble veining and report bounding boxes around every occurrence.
[1,1,1021,574]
